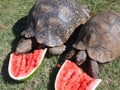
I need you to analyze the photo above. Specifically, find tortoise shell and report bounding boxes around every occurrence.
[21,0,90,47]
[73,11,120,63]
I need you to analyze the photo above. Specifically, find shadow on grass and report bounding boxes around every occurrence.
[47,66,59,90]
[11,16,28,52]
[1,16,28,84]
[47,52,67,90]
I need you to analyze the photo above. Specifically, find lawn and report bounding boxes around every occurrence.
[0,0,120,90]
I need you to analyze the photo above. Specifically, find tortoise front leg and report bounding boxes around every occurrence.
[49,45,66,55]
[88,60,99,78]
[76,52,99,78]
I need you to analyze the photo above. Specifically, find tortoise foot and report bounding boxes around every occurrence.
[49,45,66,55]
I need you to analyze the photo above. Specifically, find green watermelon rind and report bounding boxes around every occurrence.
[55,60,71,90]
[8,48,47,81]
[86,79,102,90]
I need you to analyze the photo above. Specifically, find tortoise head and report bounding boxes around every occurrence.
[76,51,87,65]
[16,38,32,54]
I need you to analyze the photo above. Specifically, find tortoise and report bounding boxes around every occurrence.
[16,0,90,54]
[67,11,120,78]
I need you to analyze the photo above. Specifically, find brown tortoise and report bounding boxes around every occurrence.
[16,0,90,54]
[67,11,120,78]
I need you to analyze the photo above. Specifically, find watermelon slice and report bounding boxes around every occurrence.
[55,60,102,90]
[8,48,47,81]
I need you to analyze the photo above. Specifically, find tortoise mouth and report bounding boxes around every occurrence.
[15,44,47,56]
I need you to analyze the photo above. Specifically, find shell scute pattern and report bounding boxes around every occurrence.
[21,0,90,47]
[73,11,120,63]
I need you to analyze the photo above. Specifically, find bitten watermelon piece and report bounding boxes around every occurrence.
[55,60,102,90]
[8,48,47,81]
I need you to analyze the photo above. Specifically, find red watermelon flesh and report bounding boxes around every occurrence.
[55,60,102,90]
[8,48,47,81]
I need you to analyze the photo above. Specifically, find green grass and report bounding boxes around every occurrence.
[0,0,120,90]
